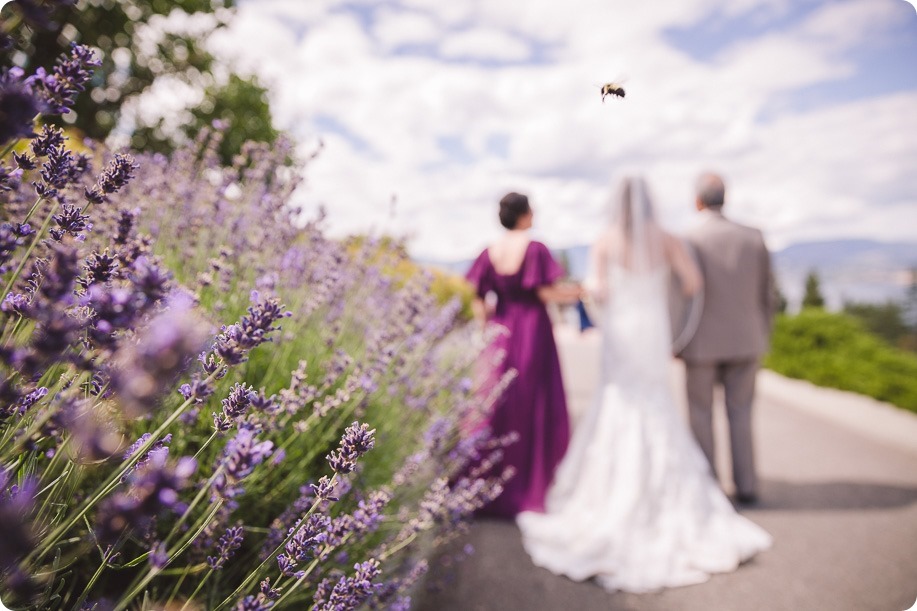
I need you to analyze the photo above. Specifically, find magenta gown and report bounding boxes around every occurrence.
[466,241,571,517]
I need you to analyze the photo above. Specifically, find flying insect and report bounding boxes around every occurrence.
[600,82,626,102]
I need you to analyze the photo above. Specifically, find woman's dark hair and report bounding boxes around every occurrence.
[499,192,531,229]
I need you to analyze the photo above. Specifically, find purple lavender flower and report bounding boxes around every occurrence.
[0,67,46,145]
[31,124,65,157]
[0,164,23,191]
[97,153,137,194]
[46,395,122,461]
[1,386,47,420]
[39,242,80,302]
[313,559,382,610]
[0,223,26,274]
[260,578,281,601]
[149,541,168,569]
[259,485,316,560]
[323,349,354,387]
[0,469,38,572]
[276,513,331,577]
[213,383,256,433]
[113,208,139,245]
[111,298,209,416]
[123,433,154,460]
[351,489,391,535]
[249,389,279,414]
[122,433,172,478]
[127,256,171,307]
[86,154,138,203]
[213,293,291,365]
[423,417,452,453]
[326,422,376,475]
[211,424,274,501]
[374,560,428,609]
[234,595,274,611]
[312,475,338,501]
[95,453,196,545]
[199,351,228,378]
[28,43,101,115]
[207,525,244,570]
[179,375,215,404]
[27,310,83,374]
[13,152,36,170]
[390,596,412,611]
[82,286,138,348]
[50,203,91,240]
[79,249,119,288]
[13,223,34,238]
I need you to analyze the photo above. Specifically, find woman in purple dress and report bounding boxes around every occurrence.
[466,192,582,517]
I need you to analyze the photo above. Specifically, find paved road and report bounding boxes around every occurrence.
[416,328,917,611]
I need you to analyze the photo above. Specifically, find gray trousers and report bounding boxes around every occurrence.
[684,358,759,496]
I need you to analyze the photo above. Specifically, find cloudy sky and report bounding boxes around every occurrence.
[207,0,917,261]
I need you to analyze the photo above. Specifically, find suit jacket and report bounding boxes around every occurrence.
[680,210,776,363]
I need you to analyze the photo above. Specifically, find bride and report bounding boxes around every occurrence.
[516,176,772,593]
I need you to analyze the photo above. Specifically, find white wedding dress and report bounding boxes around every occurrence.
[517,264,772,593]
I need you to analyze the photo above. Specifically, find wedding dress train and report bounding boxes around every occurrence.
[517,266,772,593]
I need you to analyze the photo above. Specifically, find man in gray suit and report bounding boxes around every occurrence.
[680,172,776,504]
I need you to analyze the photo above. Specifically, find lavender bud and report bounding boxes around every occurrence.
[211,424,273,501]
[13,152,36,170]
[31,124,65,157]
[207,525,244,570]
[212,383,256,433]
[326,422,376,475]
[28,43,100,115]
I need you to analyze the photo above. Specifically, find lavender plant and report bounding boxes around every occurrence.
[0,20,512,611]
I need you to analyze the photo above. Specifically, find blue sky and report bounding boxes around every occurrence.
[203,0,917,260]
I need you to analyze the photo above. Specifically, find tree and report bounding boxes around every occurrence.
[905,267,917,330]
[774,281,789,314]
[898,267,917,352]
[802,270,825,309]
[843,300,909,347]
[132,73,281,165]
[1,0,281,162]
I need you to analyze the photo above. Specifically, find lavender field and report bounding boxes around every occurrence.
[0,23,510,611]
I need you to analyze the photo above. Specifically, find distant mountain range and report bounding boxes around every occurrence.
[421,239,917,311]
[772,239,917,310]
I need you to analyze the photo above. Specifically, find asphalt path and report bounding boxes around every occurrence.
[416,327,917,611]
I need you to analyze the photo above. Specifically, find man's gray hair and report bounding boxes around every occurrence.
[696,172,725,210]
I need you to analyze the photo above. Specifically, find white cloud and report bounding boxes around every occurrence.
[373,8,441,49]
[198,0,917,261]
[438,27,532,62]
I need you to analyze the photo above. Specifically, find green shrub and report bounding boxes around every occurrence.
[765,309,917,412]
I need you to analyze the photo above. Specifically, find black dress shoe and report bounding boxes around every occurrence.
[735,492,759,506]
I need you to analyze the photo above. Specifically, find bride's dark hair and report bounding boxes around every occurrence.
[499,192,531,229]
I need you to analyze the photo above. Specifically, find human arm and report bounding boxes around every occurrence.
[665,233,703,296]
[523,241,582,304]
[536,282,584,304]
[471,297,488,328]
[584,234,609,304]
[465,250,494,329]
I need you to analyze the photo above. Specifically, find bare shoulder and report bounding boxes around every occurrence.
[591,229,615,255]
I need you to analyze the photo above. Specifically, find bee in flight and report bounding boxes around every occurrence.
[600,82,626,102]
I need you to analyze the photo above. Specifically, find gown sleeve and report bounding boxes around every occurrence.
[521,241,565,291]
[466,250,494,298]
